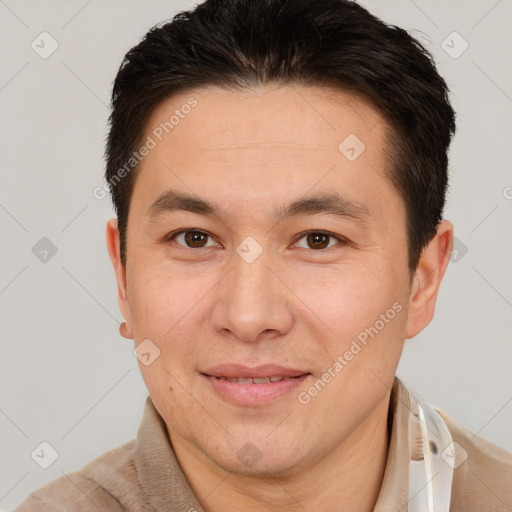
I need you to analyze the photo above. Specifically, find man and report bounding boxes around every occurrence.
[16,0,512,510]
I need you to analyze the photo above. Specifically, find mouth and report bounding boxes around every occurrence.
[201,364,311,406]
[209,375,303,384]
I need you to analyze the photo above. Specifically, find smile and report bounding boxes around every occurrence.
[211,375,300,384]
[201,366,311,406]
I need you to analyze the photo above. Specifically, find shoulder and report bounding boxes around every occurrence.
[438,410,512,512]
[14,440,150,512]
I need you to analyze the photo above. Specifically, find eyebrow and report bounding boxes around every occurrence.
[146,189,371,223]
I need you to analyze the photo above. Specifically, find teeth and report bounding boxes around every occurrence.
[216,376,295,383]
[253,377,270,384]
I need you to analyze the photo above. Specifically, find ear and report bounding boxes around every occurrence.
[106,218,134,339]
[405,220,453,339]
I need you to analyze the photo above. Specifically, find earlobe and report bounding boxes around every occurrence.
[405,220,453,339]
[119,321,133,339]
[106,218,134,339]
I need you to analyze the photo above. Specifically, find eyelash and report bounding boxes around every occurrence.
[163,229,348,251]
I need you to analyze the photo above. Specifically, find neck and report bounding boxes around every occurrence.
[169,392,391,512]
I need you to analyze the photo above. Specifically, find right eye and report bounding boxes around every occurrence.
[165,229,220,249]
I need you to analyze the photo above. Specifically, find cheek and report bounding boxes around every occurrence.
[297,262,401,330]
[297,264,408,376]
[127,260,205,338]
[139,360,208,440]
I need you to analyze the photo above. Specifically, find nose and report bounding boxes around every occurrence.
[210,248,294,344]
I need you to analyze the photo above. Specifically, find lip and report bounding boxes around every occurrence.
[201,364,311,406]
[203,364,308,379]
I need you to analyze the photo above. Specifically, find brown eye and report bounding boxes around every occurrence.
[306,232,330,249]
[294,231,344,250]
[170,230,218,249]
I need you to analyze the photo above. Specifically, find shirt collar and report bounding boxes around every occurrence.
[135,398,205,511]
[374,376,415,511]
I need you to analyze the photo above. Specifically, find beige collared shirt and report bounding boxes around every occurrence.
[16,377,512,511]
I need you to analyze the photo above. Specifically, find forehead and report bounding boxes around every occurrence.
[145,84,385,155]
[138,85,389,181]
[130,84,403,232]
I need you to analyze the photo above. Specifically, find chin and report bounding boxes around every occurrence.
[216,455,301,478]
[205,438,307,478]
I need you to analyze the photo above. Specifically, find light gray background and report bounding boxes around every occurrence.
[1,0,511,509]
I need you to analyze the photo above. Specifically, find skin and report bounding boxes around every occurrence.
[106,84,453,512]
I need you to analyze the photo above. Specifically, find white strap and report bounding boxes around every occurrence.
[408,392,454,512]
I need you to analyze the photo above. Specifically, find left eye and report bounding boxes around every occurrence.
[294,231,344,250]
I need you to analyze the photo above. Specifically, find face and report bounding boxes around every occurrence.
[107,84,449,476]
